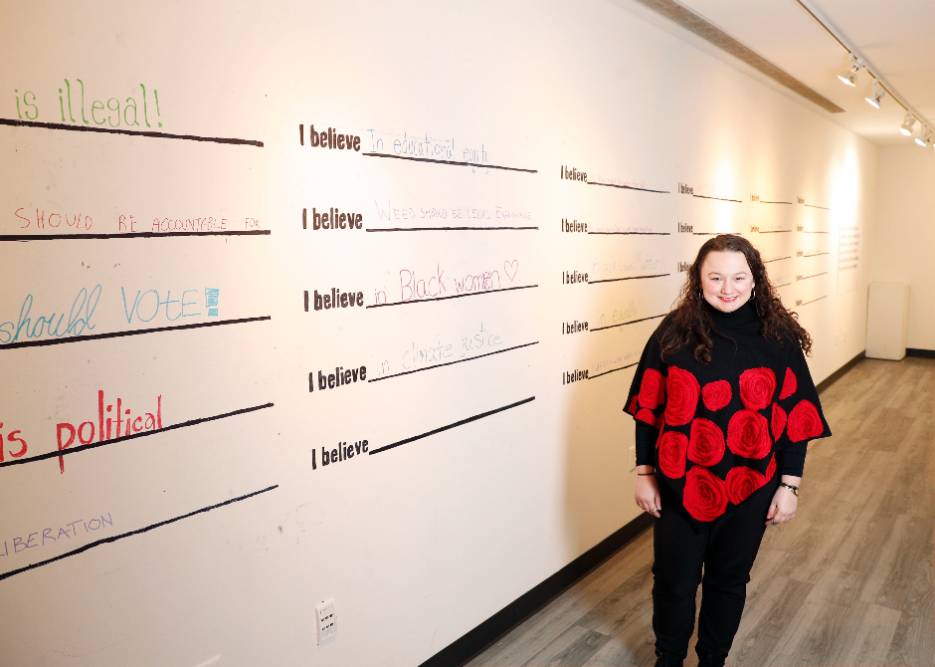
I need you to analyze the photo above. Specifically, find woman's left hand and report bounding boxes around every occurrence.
[765,486,798,526]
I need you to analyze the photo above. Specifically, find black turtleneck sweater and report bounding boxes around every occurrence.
[624,297,831,522]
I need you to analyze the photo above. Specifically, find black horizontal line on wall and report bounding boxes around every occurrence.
[369,397,535,455]
[0,117,264,146]
[366,285,538,308]
[0,316,271,350]
[0,485,278,582]
[362,152,537,173]
[0,230,270,241]
[369,342,539,382]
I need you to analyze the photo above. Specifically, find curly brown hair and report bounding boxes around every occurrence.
[659,234,812,362]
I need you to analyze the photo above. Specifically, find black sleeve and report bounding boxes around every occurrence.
[774,341,832,477]
[623,329,667,428]
[635,421,658,467]
[624,328,667,467]
[776,440,808,477]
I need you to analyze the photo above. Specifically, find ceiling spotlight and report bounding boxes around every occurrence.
[837,54,861,87]
[865,81,884,109]
[914,128,928,147]
[900,113,916,136]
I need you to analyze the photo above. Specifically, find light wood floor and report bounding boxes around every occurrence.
[468,357,935,667]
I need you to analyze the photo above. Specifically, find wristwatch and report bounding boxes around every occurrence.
[778,481,799,496]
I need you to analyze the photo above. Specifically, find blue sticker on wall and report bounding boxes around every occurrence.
[205,288,220,316]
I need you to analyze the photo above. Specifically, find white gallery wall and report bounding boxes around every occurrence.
[872,143,935,350]
[0,1,875,665]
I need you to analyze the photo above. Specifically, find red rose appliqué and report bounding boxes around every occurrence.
[626,395,639,415]
[727,409,772,459]
[657,431,688,478]
[688,418,726,466]
[779,367,797,400]
[683,466,728,522]
[764,453,777,481]
[636,408,658,427]
[771,403,787,440]
[787,399,824,442]
[664,366,700,426]
[763,454,776,483]
[726,466,766,505]
[702,380,732,411]
[739,367,776,411]
[638,368,666,410]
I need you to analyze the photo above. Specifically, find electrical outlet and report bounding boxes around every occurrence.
[316,598,337,645]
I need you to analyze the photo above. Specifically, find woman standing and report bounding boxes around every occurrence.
[623,234,831,667]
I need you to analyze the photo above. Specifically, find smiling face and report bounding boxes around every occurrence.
[699,250,755,313]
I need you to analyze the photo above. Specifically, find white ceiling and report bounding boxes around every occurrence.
[675,0,935,145]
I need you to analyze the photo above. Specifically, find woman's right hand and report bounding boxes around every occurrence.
[635,470,662,518]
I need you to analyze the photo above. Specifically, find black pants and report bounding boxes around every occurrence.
[651,476,778,662]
